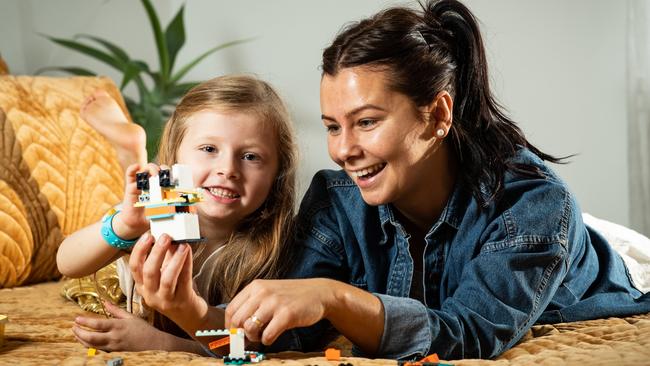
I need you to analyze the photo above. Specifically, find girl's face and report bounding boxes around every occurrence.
[320,67,442,208]
[176,110,279,228]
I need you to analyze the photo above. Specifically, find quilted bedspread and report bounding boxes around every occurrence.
[0,281,649,365]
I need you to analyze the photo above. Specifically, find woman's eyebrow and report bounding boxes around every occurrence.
[321,104,387,121]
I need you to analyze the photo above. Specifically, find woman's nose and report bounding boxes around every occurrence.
[333,129,362,163]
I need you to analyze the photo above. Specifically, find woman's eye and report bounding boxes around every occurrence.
[200,145,216,153]
[358,119,377,128]
[242,153,259,161]
[325,124,340,135]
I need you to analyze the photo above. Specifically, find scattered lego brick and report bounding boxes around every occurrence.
[325,347,341,361]
[420,354,440,363]
[106,357,124,366]
[87,347,97,356]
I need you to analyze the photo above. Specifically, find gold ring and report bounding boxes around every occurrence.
[250,315,264,328]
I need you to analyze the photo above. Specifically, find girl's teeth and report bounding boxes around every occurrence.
[208,187,239,198]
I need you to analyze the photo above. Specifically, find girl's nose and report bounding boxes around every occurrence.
[216,156,240,180]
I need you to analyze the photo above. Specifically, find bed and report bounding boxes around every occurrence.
[1,75,649,366]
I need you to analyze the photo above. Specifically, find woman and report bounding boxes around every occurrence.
[226,0,650,360]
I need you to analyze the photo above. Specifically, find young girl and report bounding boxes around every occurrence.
[56,74,297,353]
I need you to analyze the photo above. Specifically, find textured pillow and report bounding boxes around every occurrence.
[0,76,126,287]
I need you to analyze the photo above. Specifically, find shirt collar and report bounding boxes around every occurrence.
[377,182,468,245]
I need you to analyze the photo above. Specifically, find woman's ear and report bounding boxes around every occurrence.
[424,91,453,138]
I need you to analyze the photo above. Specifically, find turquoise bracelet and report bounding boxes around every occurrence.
[100,209,138,249]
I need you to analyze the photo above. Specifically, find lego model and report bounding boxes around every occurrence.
[195,328,265,364]
[0,314,7,346]
[134,164,204,243]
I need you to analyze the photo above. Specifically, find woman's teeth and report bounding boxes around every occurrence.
[351,163,386,178]
[208,187,240,198]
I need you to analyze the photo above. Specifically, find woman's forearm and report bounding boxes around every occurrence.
[326,279,385,355]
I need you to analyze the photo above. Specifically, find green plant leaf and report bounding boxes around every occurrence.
[44,35,124,70]
[141,0,169,81]
[170,38,253,84]
[165,4,186,73]
[35,66,97,76]
[120,63,142,91]
[76,34,130,62]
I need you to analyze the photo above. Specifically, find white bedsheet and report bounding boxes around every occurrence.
[583,213,650,293]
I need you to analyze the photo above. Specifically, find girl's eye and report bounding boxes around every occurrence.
[200,145,216,153]
[358,119,377,128]
[242,153,259,161]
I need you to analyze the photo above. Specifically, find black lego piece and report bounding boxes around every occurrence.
[159,169,172,187]
[136,172,150,191]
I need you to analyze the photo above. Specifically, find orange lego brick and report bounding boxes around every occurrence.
[325,347,341,361]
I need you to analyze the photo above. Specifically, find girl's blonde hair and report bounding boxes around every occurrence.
[157,74,297,304]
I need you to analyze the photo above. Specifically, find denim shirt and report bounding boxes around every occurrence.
[283,148,650,360]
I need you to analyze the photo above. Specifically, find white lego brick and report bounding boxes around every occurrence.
[229,328,246,359]
[172,164,194,189]
[150,214,200,241]
[149,174,162,202]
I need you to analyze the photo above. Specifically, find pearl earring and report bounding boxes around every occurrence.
[436,129,445,138]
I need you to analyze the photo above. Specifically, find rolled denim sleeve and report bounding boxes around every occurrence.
[375,293,432,359]
[376,239,569,360]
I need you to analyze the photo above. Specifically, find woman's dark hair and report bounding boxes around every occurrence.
[322,0,565,206]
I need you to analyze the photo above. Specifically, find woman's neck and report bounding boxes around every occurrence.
[394,143,457,233]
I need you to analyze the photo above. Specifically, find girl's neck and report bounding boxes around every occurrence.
[198,215,235,252]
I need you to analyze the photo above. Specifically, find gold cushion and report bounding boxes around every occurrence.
[0,76,125,287]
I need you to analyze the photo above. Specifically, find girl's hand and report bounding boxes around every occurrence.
[129,232,208,328]
[225,278,338,345]
[72,301,164,351]
[111,163,166,241]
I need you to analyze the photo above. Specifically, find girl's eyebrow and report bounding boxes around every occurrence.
[322,104,387,122]
[193,136,270,151]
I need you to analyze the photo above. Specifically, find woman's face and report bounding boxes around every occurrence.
[320,67,442,207]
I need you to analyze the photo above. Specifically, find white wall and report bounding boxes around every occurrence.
[0,0,629,225]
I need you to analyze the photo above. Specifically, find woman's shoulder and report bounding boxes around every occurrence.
[297,169,377,231]
[479,148,580,245]
[299,169,362,213]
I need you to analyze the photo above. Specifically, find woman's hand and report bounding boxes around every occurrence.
[72,301,165,351]
[225,278,339,345]
[128,232,208,331]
